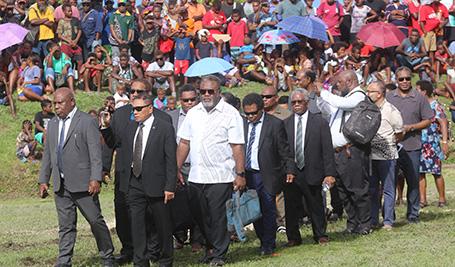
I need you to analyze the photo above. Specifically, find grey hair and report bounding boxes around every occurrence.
[395,66,412,76]
[369,80,386,94]
[289,88,310,106]
[200,75,221,90]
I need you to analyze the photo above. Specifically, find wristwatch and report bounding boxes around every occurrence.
[236,171,246,177]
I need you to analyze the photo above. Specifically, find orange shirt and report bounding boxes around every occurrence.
[187,3,206,32]
[176,18,196,35]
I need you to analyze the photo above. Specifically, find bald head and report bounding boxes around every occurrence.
[261,86,278,111]
[55,87,74,100]
[261,86,277,96]
[366,81,386,104]
[54,87,75,119]
[336,70,359,95]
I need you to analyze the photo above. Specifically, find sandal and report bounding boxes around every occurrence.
[438,201,447,208]
[420,202,428,208]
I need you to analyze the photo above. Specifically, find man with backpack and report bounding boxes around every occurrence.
[317,70,373,235]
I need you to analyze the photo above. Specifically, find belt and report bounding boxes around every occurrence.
[334,144,352,158]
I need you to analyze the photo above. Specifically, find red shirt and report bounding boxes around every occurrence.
[227,20,248,47]
[408,1,422,35]
[419,3,449,33]
[317,1,344,36]
[202,10,227,42]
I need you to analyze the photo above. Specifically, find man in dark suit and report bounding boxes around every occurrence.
[242,93,295,255]
[38,88,115,267]
[101,78,172,264]
[103,92,177,267]
[283,89,337,246]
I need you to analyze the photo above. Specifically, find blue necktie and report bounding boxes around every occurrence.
[245,121,259,170]
[57,118,68,174]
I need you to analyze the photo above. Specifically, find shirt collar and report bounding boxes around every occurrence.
[60,106,77,121]
[179,108,187,116]
[196,97,226,114]
[295,110,308,120]
[115,10,131,16]
[250,112,265,125]
[141,114,154,127]
[392,88,417,98]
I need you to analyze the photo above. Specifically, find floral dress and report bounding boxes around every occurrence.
[420,100,445,175]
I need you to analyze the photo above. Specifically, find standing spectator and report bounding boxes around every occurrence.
[172,29,193,86]
[408,0,422,35]
[247,0,261,42]
[34,99,55,146]
[419,0,449,65]
[366,81,403,230]
[386,67,433,223]
[80,0,103,60]
[176,75,246,266]
[222,0,245,20]
[195,31,214,59]
[109,0,134,57]
[365,0,386,19]
[38,88,116,267]
[416,80,449,208]
[227,9,248,61]
[242,93,294,255]
[28,0,55,57]
[317,0,344,42]
[187,0,206,33]
[283,89,336,245]
[275,0,308,20]
[57,3,83,71]
[305,0,317,15]
[145,51,176,96]
[317,70,372,234]
[139,14,160,70]
[385,0,410,36]
[244,0,255,16]
[102,0,116,46]
[202,1,227,56]
[350,0,377,43]
[16,120,38,163]
[54,0,80,22]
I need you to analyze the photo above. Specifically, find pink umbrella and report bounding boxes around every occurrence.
[0,23,29,51]
[258,29,300,45]
[357,22,406,49]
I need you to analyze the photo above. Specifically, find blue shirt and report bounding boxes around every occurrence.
[102,9,116,45]
[256,12,277,38]
[81,9,103,47]
[174,37,192,60]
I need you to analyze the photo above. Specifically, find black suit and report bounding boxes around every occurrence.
[243,113,293,253]
[284,112,336,242]
[101,104,172,259]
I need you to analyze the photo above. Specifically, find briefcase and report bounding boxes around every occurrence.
[226,189,262,242]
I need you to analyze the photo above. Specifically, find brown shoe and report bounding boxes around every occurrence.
[284,240,302,247]
[191,243,203,253]
[318,237,329,245]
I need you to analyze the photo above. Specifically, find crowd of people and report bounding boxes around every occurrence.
[1,0,455,266]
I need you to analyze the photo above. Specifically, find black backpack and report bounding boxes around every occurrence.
[341,91,381,145]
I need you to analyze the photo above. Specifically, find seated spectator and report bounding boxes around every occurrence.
[113,83,129,109]
[365,48,393,84]
[396,29,430,71]
[346,45,367,85]
[0,73,8,105]
[34,99,55,145]
[110,53,140,93]
[195,30,214,59]
[56,3,83,72]
[79,47,112,92]
[272,58,292,92]
[145,51,176,96]
[435,40,450,80]
[16,120,38,163]
[153,88,168,110]
[18,55,47,102]
[44,42,75,92]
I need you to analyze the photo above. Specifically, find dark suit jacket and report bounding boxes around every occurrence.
[243,113,294,195]
[284,112,336,186]
[167,108,181,133]
[101,104,172,189]
[39,109,102,193]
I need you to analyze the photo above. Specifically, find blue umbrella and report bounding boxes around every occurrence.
[276,15,328,42]
[185,57,234,77]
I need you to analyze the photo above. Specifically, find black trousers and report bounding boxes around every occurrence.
[114,175,133,257]
[128,175,173,267]
[284,170,327,242]
[188,182,232,262]
[335,145,371,231]
[330,184,344,216]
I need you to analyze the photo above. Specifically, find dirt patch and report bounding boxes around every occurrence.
[20,256,39,266]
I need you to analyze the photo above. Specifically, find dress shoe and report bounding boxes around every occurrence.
[114,254,132,265]
[102,259,116,267]
[407,217,420,224]
[191,243,202,253]
[284,240,302,247]
[318,237,329,245]
[328,212,341,222]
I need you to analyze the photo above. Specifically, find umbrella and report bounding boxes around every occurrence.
[258,29,300,45]
[357,22,406,49]
[276,15,328,42]
[0,23,29,51]
[185,57,234,77]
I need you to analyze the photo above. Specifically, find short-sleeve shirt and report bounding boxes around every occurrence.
[351,5,372,33]
[44,53,72,73]
[202,10,227,42]
[419,3,449,33]
[177,98,245,184]
[317,1,344,36]
[34,111,55,134]
[109,11,134,45]
[57,18,81,44]
[401,38,424,54]
[140,28,159,59]
[28,3,55,41]
[276,0,308,19]
[227,20,248,47]
[146,61,174,72]
[174,37,192,60]
[386,89,434,151]
[54,5,80,21]
[371,100,404,160]
[408,1,423,35]
[196,42,213,58]
[187,3,207,32]
[22,65,41,84]
[385,3,410,28]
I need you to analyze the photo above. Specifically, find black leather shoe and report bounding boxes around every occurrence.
[114,254,132,265]
[102,259,116,267]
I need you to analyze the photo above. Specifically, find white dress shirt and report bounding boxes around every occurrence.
[246,113,264,171]
[132,114,154,161]
[318,86,365,148]
[177,98,245,184]
[294,111,308,163]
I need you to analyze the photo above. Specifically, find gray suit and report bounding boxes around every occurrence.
[39,108,114,266]
[166,108,180,133]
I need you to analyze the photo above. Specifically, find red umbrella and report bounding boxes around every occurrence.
[357,22,406,49]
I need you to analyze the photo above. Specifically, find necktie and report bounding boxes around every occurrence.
[57,118,68,174]
[245,121,259,170]
[296,116,305,169]
[132,123,144,177]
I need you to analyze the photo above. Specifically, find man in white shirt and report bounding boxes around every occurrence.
[176,75,246,266]
[317,70,372,235]
[145,51,176,96]
[366,81,403,230]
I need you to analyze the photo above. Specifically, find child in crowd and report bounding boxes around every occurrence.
[34,99,55,145]
[80,53,105,92]
[173,28,193,85]
[273,58,292,92]
[153,88,168,110]
[196,30,213,59]
[16,120,38,163]
[113,83,129,109]
[435,41,450,81]
[0,72,9,105]
[346,45,367,85]
[227,9,248,61]
[166,96,177,111]
[57,3,83,73]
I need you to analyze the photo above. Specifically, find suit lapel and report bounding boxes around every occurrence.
[289,115,295,151]
[258,114,268,150]
[143,118,158,157]
[51,117,59,148]
[304,113,311,147]
[243,118,248,145]
[63,110,81,148]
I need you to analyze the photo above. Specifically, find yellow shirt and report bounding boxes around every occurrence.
[28,3,55,41]
[187,3,206,32]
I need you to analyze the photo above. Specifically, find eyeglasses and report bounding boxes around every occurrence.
[291,100,306,105]
[244,110,259,116]
[397,77,411,82]
[181,97,197,103]
[261,94,275,99]
[200,89,216,95]
[133,104,151,112]
[130,88,147,94]
[366,90,380,94]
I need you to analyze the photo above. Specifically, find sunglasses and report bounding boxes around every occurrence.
[291,100,305,105]
[130,88,147,94]
[200,89,216,95]
[156,57,164,61]
[244,110,259,116]
[181,97,197,103]
[133,104,151,112]
[261,94,275,99]
[118,3,126,6]
[82,3,90,6]
[398,76,411,82]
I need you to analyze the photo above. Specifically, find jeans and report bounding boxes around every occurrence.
[397,149,421,220]
[396,54,429,69]
[369,159,397,226]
